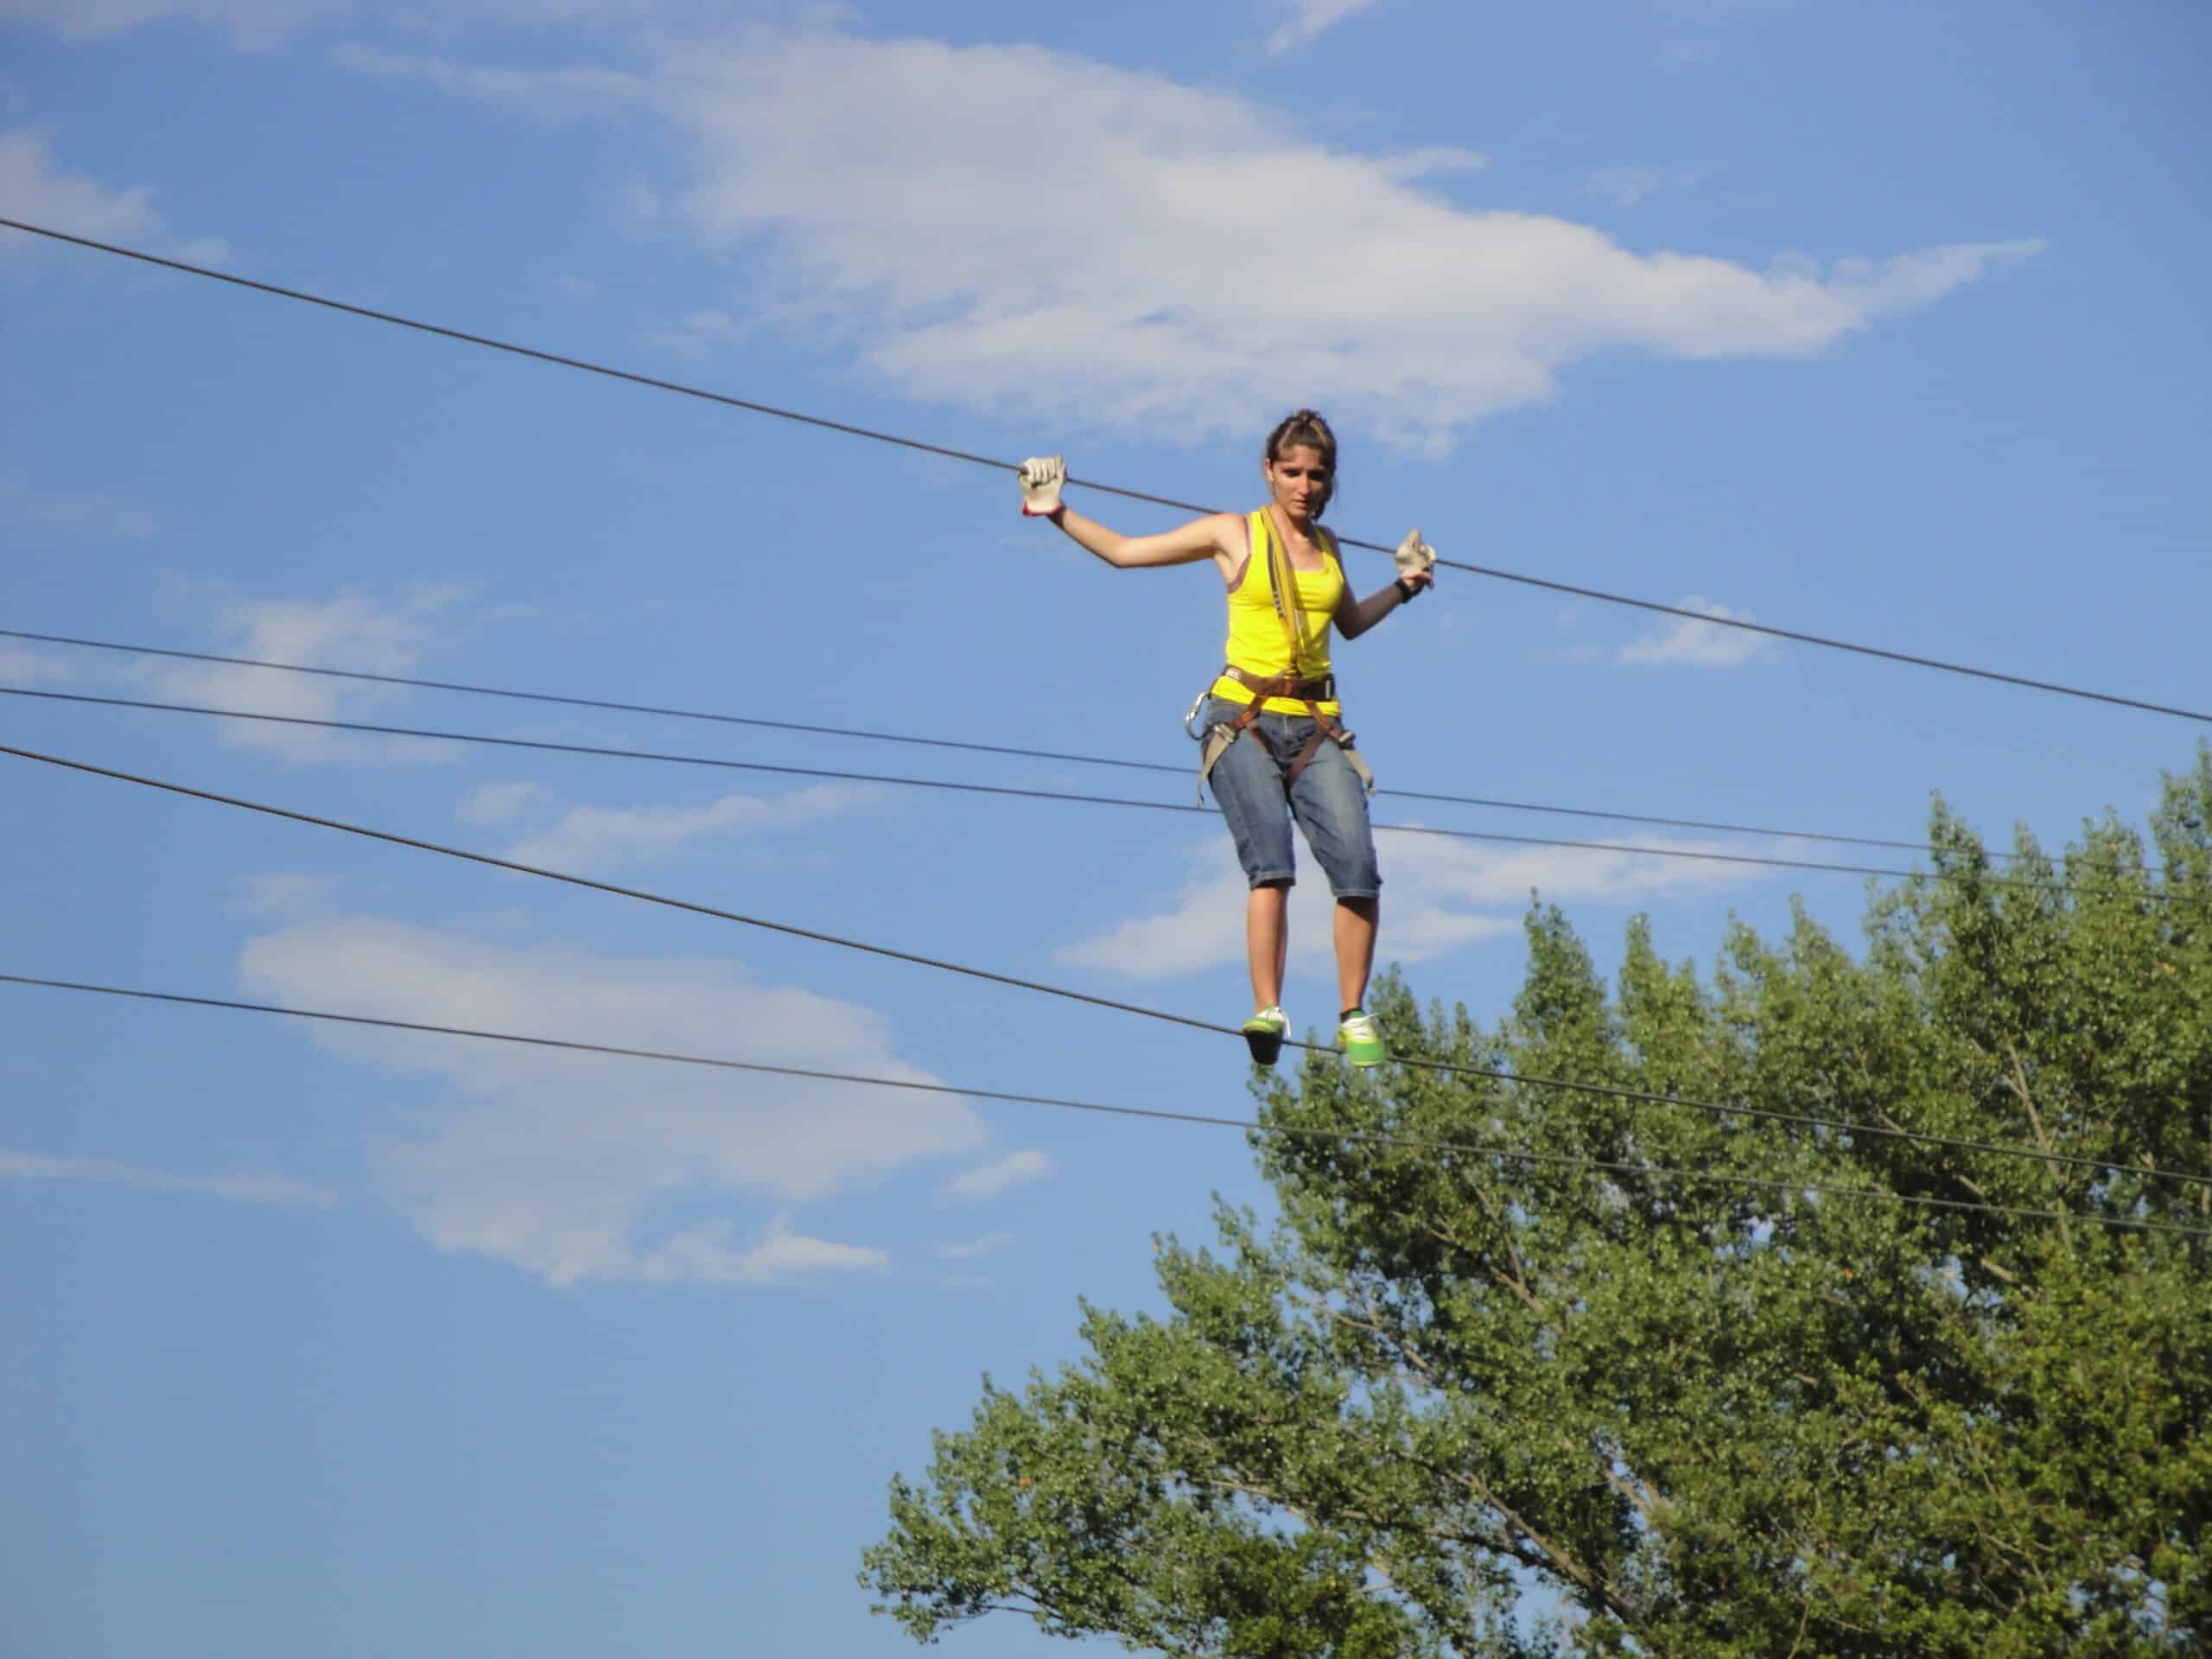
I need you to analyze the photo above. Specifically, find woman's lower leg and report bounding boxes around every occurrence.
[1335,895,1378,1013]
[1248,882,1290,1010]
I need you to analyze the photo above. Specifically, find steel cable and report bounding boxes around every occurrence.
[0,625,2059,865]
[5,217,2203,725]
[3,739,2202,1194]
[0,683,2161,903]
[2,971,2200,1238]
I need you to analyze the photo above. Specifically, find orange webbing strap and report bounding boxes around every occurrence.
[1191,517,1375,801]
[1258,515,1372,793]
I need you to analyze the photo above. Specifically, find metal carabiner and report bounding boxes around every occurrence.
[1183,683,1215,741]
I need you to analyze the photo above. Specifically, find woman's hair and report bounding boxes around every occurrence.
[1263,408,1338,518]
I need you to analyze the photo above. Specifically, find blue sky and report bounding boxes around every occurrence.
[3,1,2208,1652]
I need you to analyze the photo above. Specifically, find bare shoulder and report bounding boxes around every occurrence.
[1208,510,1254,581]
[1203,510,1249,553]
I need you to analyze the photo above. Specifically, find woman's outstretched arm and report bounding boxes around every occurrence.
[1052,505,1242,569]
[1020,456,1240,570]
[1017,457,1247,575]
[1333,530,1436,640]
[1334,578,1422,639]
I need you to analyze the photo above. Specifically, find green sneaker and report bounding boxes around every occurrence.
[1337,1009,1386,1068]
[1241,1005,1288,1066]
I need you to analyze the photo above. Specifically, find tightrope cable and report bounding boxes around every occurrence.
[4,740,2202,1192]
[6,217,2204,727]
[3,973,2202,1238]
[0,683,2162,903]
[0,626,2062,865]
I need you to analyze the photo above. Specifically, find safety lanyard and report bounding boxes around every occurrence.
[1257,509,1324,679]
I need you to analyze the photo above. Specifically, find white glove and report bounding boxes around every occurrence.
[1394,528,1436,586]
[1018,455,1067,517]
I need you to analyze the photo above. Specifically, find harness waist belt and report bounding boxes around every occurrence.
[1191,665,1374,803]
[1217,664,1336,704]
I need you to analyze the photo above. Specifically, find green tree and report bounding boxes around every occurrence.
[864,754,2212,1656]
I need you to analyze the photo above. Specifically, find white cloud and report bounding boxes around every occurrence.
[0,643,75,684]
[458,780,551,826]
[0,0,836,49]
[228,871,337,918]
[501,783,874,871]
[1268,0,1382,54]
[1369,146,1491,183]
[146,585,465,765]
[642,304,760,361]
[933,1230,1013,1261]
[0,16,2041,450]
[235,25,2033,448]
[942,1149,1054,1204]
[1060,829,1758,982]
[1820,243,2041,315]
[0,474,156,539]
[645,29,2037,451]
[0,128,227,264]
[1583,162,1713,209]
[1616,594,1770,668]
[637,1213,887,1284]
[1059,859,1287,982]
[0,1147,338,1209]
[616,175,664,230]
[237,917,986,1285]
[0,0,347,46]
[328,44,647,118]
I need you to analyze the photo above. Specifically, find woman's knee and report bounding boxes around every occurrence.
[1293,765,1380,896]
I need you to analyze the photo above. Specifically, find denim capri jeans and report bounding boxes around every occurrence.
[1203,696,1382,899]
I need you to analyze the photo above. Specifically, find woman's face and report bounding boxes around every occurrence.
[1265,443,1332,524]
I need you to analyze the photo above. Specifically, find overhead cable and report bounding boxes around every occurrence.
[4,739,2202,1194]
[5,216,2204,728]
[2,972,2202,1239]
[1,683,2163,904]
[0,626,2056,865]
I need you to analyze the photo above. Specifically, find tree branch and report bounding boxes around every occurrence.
[2002,1036,2076,1247]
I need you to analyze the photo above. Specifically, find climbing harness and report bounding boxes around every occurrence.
[1187,511,1376,803]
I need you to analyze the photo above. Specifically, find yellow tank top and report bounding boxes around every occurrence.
[1211,509,1344,715]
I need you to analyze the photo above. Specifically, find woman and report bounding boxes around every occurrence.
[1018,410,1435,1068]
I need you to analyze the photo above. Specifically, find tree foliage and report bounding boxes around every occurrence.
[864,753,2212,1656]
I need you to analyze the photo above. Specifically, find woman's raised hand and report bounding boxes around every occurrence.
[1394,529,1437,589]
[1018,456,1067,518]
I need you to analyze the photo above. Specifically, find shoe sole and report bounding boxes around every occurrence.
[1243,1027,1285,1066]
